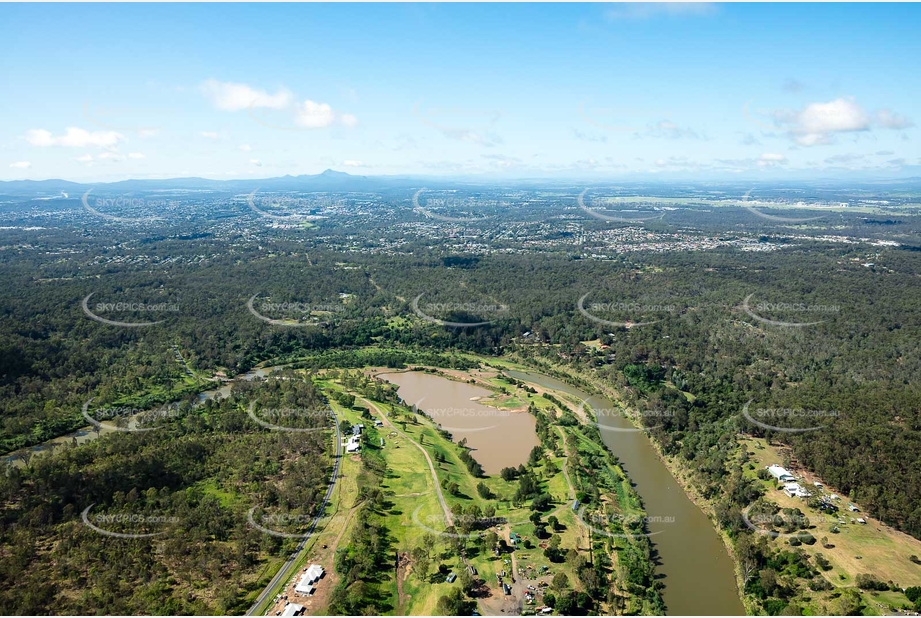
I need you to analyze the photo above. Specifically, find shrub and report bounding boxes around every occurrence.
[810,578,833,591]
[532,493,553,511]
[814,553,833,571]
[797,531,817,545]
[762,599,789,615]
[856,573,888,591]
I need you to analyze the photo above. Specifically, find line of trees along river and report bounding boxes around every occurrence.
[508,369,745,616]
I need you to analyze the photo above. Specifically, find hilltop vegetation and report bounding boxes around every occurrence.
[0,373,334,614]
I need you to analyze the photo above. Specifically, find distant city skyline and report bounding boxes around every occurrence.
[2,2,919,182]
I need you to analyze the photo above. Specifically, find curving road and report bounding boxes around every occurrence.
[246,407,342,616]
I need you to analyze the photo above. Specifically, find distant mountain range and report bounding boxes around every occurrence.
[0,169,625,196]
[2,168,921,196]
[0,169,422,196]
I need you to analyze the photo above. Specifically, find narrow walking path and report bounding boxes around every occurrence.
[556,425,576,502]
[357,396,453,528]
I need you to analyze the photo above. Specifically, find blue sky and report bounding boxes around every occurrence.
[2,2,919,181]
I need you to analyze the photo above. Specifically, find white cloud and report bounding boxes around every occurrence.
[418,158,484,173]
[200,79,292,112]
[295,100,335,128]
[391,134,418,151]
[758,153,787,168]
[138,129,159,138]
[654,156,695,169]
[9,161,31,169]
[201,80,357,130]
[640,120,703,140]
[449,129,501,146]
[292,100,358,129]
[201,131,221,140]
[798,98,870,134]
[342,160,364,167]
[779,98,869,145]
[88,151,144,163]
[239,144,252,152]
[792,132,831,147]
[572,128,608,143]
[876,109,914,130]
[414,104,499,146]
[824,153,866,165]
[482,153,523,169]
[249,158,262,167]
[26,127,124,148]
[772,98,911,146]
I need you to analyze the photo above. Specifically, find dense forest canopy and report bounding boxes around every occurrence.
[1,183,920,614]
[0,373,333,614]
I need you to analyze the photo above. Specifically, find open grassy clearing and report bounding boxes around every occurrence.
[740,436,921,613]
[302,361,662,615]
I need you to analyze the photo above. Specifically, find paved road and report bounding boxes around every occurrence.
[246,407,342,616]
[358,396,453,528]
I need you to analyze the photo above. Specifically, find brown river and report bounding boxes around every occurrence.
[506,369,744,615]
[4,364,744,615]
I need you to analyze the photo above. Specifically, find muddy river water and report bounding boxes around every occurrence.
[5,363,744,615]
[380,371,538,475]
[506,369,744,615]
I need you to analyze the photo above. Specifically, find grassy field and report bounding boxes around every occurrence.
[491,351,921,615]
[741,436,921,613]
[299,361,662,615]
[357,394,565,615]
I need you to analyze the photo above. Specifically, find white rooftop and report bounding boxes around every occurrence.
[783,482,811,498]
[767,464,795,480]
[282,603,304,617]
[294,580,314,595]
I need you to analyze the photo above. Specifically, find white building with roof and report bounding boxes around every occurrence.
[346,435,361,453]
[767,464,795,483]
[294,579,314,596]
[783,482,811,498]
[294,565,324,595]
[281,603,304,617]
[305,564,324,583]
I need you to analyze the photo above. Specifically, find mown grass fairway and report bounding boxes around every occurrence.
[301,360,663,615]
